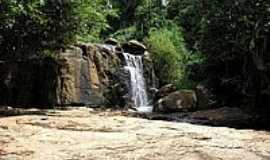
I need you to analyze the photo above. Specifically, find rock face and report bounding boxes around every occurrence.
[56,45,111,106]
[0,41,158,107]
[154,90,197,113]
[0,58,58,107]
[143,52,159,102]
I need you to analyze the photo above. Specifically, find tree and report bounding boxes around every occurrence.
[199,0,270,109]
[167,0,204,50]
[0,0,116,59]
[76,0,117,42]
[145,24,200,89]
[109,0,168,40]
[169,0,270,109]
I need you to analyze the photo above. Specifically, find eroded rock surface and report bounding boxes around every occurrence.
[0,107,269,160]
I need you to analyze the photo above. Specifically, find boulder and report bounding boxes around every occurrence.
[95,44,115,55]
[128,40,147,50]
[122,40,147,55]
[149,88,159,96]
[104,38,118,46]
[155,84,177,101]
[154,90,197,113]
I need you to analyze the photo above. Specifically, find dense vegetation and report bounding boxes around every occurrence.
[0,0,115,59]
[168,0,270,111]
[0,0,269,111]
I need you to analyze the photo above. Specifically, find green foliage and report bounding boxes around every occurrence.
[145,26,181,85]
[145,24,201,89]
[134,0,168,39]
[76,0,117,42]
[2,0,269,110]
[167,0,203,50]
[0,0,116,59]
[0,0,77,59]
[108,0,145,32]
[108,0,168,40]
[110,26,138,42]
[168,0,270,108]
[200,0,270,108]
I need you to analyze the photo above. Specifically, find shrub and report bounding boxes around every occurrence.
[145,24,202,89]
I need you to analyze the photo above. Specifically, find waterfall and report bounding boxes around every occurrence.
[123,53,152,112]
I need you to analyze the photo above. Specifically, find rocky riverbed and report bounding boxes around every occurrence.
[0,107,270,160]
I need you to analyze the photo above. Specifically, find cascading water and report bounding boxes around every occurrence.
[123,53,152,112]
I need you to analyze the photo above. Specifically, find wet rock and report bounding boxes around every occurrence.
[154,90,197,113]
[143,52,159,101]
[149,88,159,97]
[106,68,131,108]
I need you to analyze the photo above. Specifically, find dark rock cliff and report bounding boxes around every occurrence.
[0,58,58,107]
[0,41,158,108]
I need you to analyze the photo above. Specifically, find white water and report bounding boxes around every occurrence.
[123,53,152,113]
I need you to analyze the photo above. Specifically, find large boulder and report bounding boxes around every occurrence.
[155,84,177,101]
[154,90,197,113]
[121,40,146,55]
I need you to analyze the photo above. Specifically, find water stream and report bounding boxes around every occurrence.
[123,53,153,113]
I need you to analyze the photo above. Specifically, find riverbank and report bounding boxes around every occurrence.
[1,107,269,160]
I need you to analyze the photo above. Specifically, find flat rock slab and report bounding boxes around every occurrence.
[0,107,270,160]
